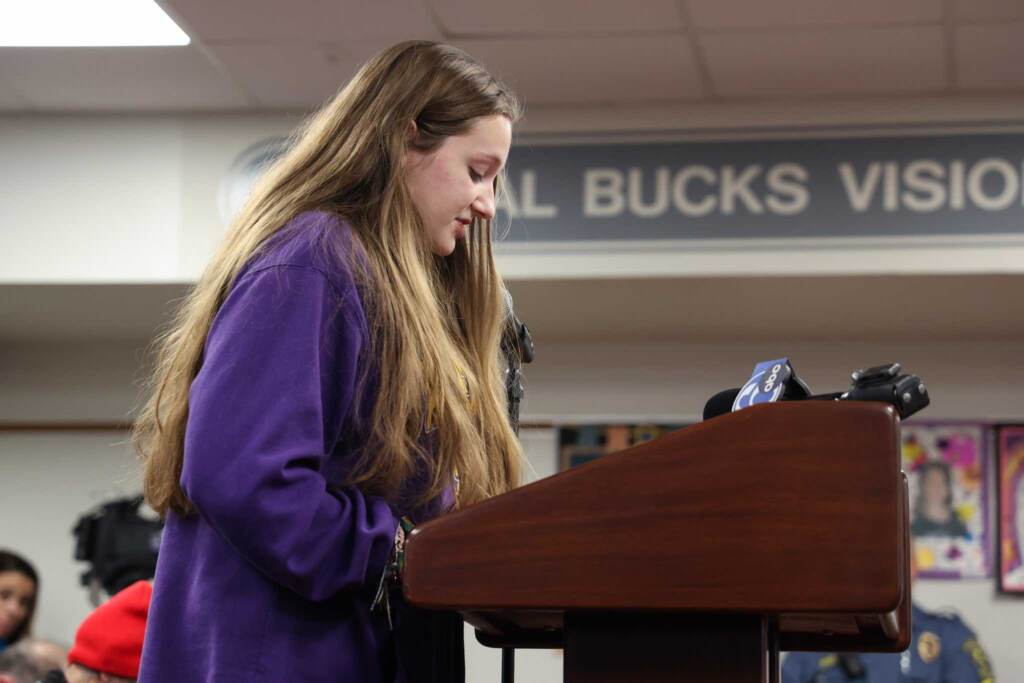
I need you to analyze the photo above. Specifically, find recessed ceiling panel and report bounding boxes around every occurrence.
[430,0,684,35]
[702,27,945,96]
[0,46,250,110]
[456,35,702,105]
[687,0,943,29]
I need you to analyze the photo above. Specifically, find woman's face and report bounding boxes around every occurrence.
[921,468,950,508]
[0,570,35,639]
[403,114,512,256]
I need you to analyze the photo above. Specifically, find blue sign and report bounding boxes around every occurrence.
[499,132,1024,242]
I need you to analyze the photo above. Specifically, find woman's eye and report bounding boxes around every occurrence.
[469,168,483,182]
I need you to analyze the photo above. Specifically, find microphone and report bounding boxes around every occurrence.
[701,361,930,422]
[500,288,534,364]
[731,358,810,412]
[499,288,534,434]
[702,358,811,421]
[703,388,741,421]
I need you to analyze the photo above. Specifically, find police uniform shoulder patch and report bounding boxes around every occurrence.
[816,654,838,669]
[918,631,942,663]
[963,638,995,683]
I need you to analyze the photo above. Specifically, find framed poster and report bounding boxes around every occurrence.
[902,422,990,579]
[558,422,687,471]
[998,427,1024,593]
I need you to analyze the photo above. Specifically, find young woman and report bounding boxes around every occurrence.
[134,41,524,682]
[0,550,39,652]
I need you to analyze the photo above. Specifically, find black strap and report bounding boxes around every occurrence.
[501,647,515,683]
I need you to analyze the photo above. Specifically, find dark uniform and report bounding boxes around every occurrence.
[782,605,994,682]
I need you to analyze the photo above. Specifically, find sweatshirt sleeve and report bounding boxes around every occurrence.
[180,263,398,602]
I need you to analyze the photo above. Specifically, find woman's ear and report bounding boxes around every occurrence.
[402,120,429,172]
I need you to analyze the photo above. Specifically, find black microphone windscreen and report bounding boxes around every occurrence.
[703,388,741,421]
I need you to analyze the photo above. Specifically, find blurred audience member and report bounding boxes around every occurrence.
[42,581,151,683]
[0,551,39,651]
[782,603,994,682]
[0,638,67,683]
[782,554,993,682]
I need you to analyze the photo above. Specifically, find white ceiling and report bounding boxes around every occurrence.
[0,0,1022,112]
[2,274,1021,344]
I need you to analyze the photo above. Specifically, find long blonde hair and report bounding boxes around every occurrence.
[134,41,524,517]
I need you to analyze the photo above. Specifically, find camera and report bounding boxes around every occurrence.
[843,362,930,419]
[73,496,163,603]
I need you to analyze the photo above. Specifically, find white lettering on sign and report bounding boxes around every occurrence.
[839,162,883,212]
[967,158,1018,211]
[838,158,1024,213]
[498,169,559,219]
[583,164,809,219]
[765,163,810,215]
[902,160,946,213]
[498,156,1024,224]
[628,167,670,218]
[672,165,717,217]
[583,168,625,217]
[721,165,764,215]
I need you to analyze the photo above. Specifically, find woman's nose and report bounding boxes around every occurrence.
[472,186,496,220]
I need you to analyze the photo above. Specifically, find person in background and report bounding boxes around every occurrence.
[911,461,969,538]
[40,580,151,683]
[0,639,67,683]
[0,551,39,652]
[781,552,994,682]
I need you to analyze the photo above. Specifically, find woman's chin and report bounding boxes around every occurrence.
[430,239,457,257]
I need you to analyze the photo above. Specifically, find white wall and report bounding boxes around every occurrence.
[1,339,1021,679]
[0,117,183,283]
[0,432,139,648]
[4,113,1024,284]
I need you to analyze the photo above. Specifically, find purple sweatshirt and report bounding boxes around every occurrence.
[139,212,449,682]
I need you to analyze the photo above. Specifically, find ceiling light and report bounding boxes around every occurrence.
[0,0,190,47]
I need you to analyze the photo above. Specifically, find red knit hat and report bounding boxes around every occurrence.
[68,580,152,678]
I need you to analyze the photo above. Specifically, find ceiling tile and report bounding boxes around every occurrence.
[429,0,684,35]
[955,23,1024,90]
[164,0,441,44]
[455,35,702,106]
[702,26,946,97]
[0,47,251,110]
[951,0,1024,22]
[211,43,362,109]
[686,0,943,29]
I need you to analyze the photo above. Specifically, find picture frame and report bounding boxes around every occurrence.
[557,422,688,472]
[902,421,991,579]
[997,427,1024,594]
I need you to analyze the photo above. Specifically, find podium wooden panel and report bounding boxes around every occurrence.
[403,401,911,681]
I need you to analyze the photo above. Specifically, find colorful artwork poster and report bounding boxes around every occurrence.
[902,422,990,579]
[558,423,688,471]
[998,427,1024,593]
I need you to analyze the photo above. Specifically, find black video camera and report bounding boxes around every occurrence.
[841,362,929,419]
[73,496,163,602]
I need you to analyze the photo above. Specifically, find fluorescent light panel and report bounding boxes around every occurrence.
[0,0,190,46]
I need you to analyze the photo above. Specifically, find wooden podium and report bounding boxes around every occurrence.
[403,401,911,682]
